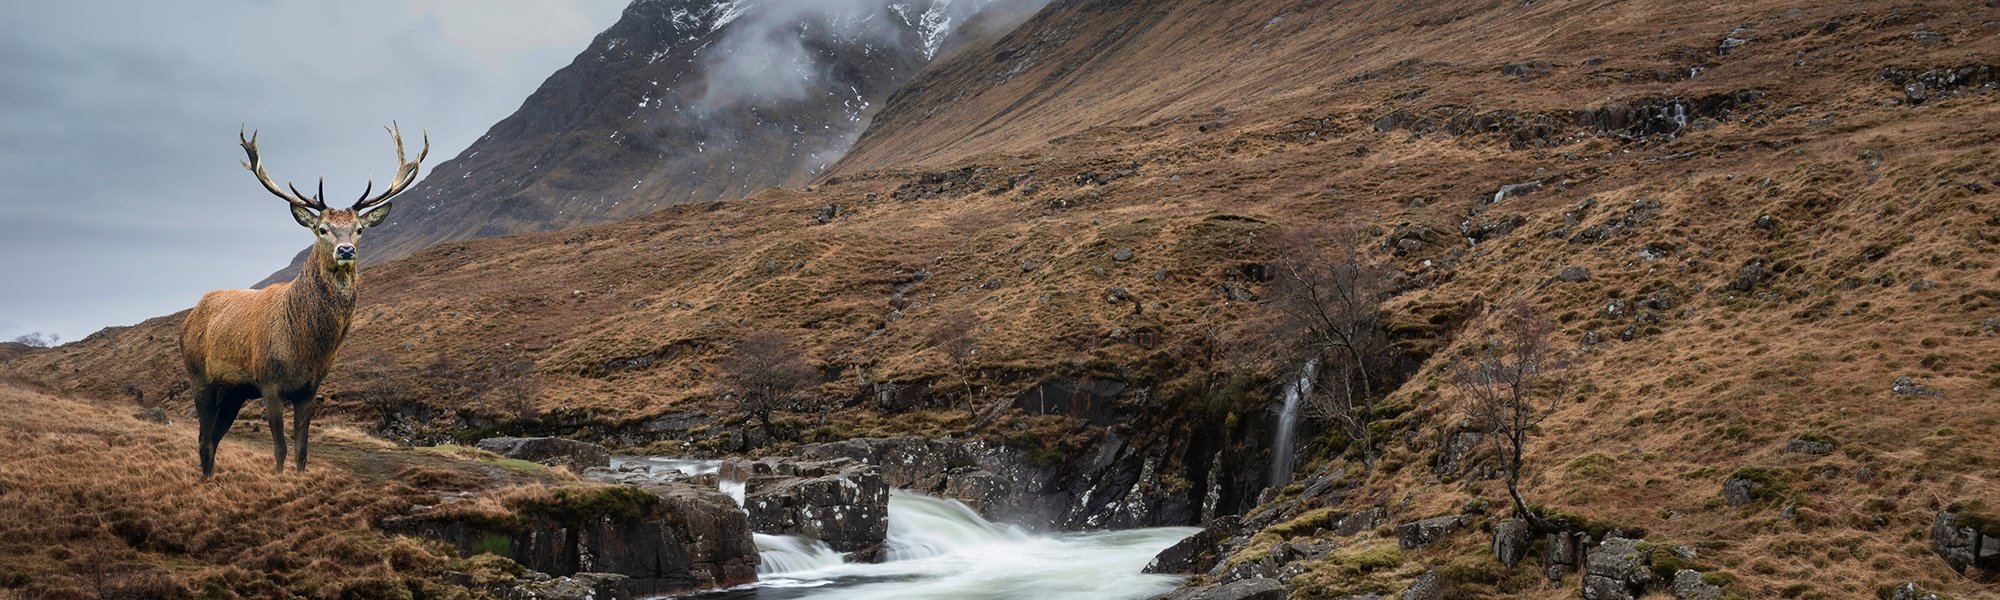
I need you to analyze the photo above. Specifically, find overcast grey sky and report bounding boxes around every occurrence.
[0,0,626,343]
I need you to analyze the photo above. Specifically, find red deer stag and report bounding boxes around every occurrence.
[181,125,427,478]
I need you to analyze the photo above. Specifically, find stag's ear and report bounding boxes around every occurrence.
[291,205,318,229]
[358,204,392,228]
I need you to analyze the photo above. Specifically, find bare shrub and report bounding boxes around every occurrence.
[720,331,817,435]
[1452,300,1575,530]
[929,309,982,413]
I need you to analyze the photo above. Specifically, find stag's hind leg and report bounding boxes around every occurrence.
[264,397,287,473]
[194,382,219,478]
[290,391,318,472]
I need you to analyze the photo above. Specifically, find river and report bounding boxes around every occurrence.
[613,457,1197,600]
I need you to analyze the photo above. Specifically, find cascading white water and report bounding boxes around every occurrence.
[679,489,1195,599]
[754,533,846,575]
[1268,358,1317,488]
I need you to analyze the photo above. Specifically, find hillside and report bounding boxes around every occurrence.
[8,0,1999,598]
[260,0,1046,286]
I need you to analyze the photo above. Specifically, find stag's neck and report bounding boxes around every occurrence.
[286,246,359,346]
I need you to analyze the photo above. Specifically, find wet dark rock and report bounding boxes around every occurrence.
[1753,214,1777,230]
[477,437,611,473]
[1891,376,1943,398]
[1395,515,1463,550]
[727,457,890,556]
[1492,518,1533,567]
[1148,516,1241,574]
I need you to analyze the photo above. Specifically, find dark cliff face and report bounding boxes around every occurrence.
[261,0,1028,286]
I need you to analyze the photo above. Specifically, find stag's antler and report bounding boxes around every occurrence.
[240,128,326,210]
[353,122,430,211]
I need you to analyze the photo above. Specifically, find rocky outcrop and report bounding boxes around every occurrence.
[386,481,757,597]
[1395,515,1463,550]
[1399,569,1441,600]
[1581,537,1653,600]
[1543,531,1589,582]
[791,434,1215,530]
[1669,570,1723,600]
[507,572,631,600]
[1931,504,2000,573]
[725,456,890,559]
[477,437,611,473]
[1147,516,1241,574]
[1491,518,1532,567]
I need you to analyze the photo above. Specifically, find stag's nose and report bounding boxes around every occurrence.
[334,245,356,260]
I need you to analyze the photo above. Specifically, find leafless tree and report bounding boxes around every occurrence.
[929,309,981,414]
[1452,300,1575,531]
[721,331,818,435]
[11,332,58,348]
[1270,227,1396,472]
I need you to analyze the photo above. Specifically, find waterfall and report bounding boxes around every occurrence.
[1268,358,1317,488]
[755,533,846,575]
[618,457,1199,599]
[882,490,1030,561]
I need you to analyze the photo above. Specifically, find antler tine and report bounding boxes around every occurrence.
[353,122,430,211]
[239,127,325,210]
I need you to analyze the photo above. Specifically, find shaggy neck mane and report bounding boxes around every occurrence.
[286,245,357,350]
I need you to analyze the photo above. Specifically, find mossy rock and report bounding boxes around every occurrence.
[1947,500,2000,538]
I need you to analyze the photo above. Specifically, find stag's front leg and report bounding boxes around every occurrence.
[264,397,287,473]
[194,383,218,479]
[291,393,318,472]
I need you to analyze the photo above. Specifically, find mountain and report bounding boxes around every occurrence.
[10,0,1999,597]
[260,0,1045,285]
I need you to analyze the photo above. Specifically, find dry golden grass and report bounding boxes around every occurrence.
[2,0,1996,597]
[0,380,567,599]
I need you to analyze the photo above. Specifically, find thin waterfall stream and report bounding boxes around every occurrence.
[613,457,1195,599]
[1268,358,1317,488]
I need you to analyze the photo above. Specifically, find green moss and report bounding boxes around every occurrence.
[1948,500,2000,538]
[515,485,660,528]
[1268,507,1340,538]
[1702,571,1736,587]
[1728,467,1789,503]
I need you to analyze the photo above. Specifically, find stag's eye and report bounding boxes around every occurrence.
[317,226,328,235]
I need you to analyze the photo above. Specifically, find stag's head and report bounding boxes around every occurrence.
[239,124,429,268]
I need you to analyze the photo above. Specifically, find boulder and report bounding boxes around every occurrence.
[1669,569,1722,600]
[1886,581,1948,600]
[1581,536,1653,600]
[1721,477,1762,508]
[1160,577,1287,600]
[1781,435,1835,456]
[132,406,171,425]
[1399,569,1441,600]
[476,437,611,473]
[1891,376,1944,398]
[1395,515,1463,550]
[1492,518,1532,567]
[508,572,631,600]
[1931,504,2000,573]
[1335,507,1387,536]
[387,481,757,597]
[1544,531,1588,582]
[1147,516,1240,574]
[732,457,890,556]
